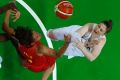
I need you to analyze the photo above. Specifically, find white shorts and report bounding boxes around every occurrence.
[48,25,85,59]
[49,25,81,40]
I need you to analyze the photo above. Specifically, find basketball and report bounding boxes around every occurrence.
[55,0,73,19]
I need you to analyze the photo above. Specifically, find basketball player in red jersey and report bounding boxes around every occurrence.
[0,4,71,80]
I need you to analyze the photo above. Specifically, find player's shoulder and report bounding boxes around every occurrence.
[98,35,106,45]
[84,23,98,26]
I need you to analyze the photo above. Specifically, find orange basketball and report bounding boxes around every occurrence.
[55,0,73,19]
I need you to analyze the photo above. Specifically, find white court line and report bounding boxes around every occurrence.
[16,0,57,80]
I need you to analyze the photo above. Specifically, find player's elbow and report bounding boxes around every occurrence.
[89,58,95,62]
[2,22,8,31]
[89,56,97,62]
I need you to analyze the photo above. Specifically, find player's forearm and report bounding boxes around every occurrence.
[2,10,15,35]
[4,11,11,26]
[80,46,96,61]
[2,10,11,32]
[56,42,69,58]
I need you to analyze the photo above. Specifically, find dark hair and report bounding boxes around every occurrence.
[15,26,34,46]
[102,20,112,33]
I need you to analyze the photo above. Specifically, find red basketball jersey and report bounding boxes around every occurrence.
[18,41,56,72]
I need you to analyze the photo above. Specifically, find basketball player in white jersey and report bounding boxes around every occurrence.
[47,20,112,61]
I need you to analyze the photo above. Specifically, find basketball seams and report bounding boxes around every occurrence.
[55,1,73,17]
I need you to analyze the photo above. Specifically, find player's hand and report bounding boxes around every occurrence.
[92,39,99,45]
[73,38,84,49]
[85,39,99,48]
[11,9,20,22]
[64,34,71,44]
